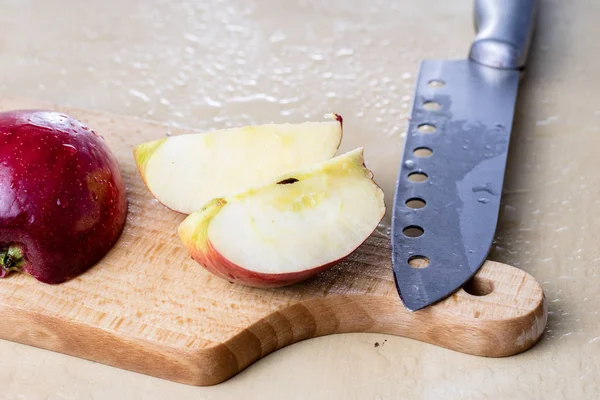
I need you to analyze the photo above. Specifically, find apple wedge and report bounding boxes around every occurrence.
[134,114,343,214]
[178,148,385,288]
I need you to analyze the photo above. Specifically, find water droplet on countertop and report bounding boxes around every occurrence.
[269,32,287,43]
[334,48,354,58]
[535,116,559,126]
[129,89,150,102]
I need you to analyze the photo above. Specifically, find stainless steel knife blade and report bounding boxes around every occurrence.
[391,0,538,311]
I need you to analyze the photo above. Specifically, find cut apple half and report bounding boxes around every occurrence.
[178,148,386,288]
[134,114,343,214]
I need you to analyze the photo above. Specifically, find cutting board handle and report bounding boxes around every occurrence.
[218,260,547,384]
[469,0,538,69]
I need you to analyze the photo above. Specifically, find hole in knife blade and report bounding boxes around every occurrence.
[417,124,436,134]
[413,147,432,157]
[403,226,424,238]
[408,255,430,269]
[423,101,441,111]
[428,79,445,88]
[463,276,494,296]
[408,172,428,182]
[406,198,426,209]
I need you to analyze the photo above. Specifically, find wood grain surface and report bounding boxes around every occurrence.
[0,98,548,386]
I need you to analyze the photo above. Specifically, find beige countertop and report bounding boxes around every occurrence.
[0,0,598,398]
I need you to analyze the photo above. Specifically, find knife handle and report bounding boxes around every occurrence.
[469,0,538,69]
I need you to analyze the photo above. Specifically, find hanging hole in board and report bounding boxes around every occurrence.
[403,226,424,238]
[408,255,430,269]
[408,172,428,182]
[406,198,426,209]
[463,276,494,296]
[428,80,445,88]
[423,101,441,111]
[417,124,436,134]
[413,147,433,157]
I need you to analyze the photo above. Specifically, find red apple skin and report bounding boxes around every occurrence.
[0,110,127,284]
[190,238,346,288]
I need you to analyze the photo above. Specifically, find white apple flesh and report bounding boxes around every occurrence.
[134,115,343,214]
[178,148,385,288]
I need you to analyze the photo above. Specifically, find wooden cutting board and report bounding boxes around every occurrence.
[0,98,547,386]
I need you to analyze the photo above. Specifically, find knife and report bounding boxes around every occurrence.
[391,0,538,311]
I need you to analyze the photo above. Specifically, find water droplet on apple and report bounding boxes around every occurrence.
[62,143,78,155]
[56,199,61,206]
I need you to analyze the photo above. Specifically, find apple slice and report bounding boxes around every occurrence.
[134,114,342,214]
[178,148,385,288]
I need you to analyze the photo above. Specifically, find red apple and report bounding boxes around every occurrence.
[0,110,127,283]
[178,148,385,288]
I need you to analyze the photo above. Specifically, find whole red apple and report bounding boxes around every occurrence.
[0,110,127,283]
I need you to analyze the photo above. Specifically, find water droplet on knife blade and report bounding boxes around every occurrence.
[472,183,498,196]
